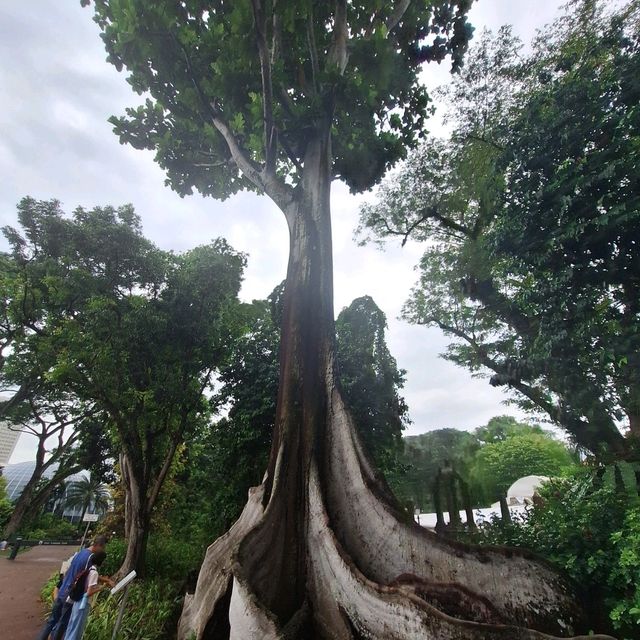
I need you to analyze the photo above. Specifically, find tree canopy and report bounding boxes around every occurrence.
[0,198,246,570]
[85,0,473,199]
[359,0,640,459]
[470,432,576,500]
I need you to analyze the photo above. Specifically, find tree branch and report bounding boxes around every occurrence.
[386,0,412,32]
[371,205,470,246]
[425,314,624,452]
[251,0,277,172]
[328,0,349,74]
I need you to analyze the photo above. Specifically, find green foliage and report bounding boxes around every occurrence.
[99,535,203,583]
[78,580,181,640]
[41,572,59,605]
[1,198,247,567]
[358,0,640,457]
[389,416,575,509]
[389,428,479,510]
[21,513,78,540]
[40,535,203,640]
[64,475,110,519]
[336,296,410,474]
[609,507,640,632]
[85,0,473,196]
[474,415,545,445]
[470,433,576,499]
[474,470,640,637]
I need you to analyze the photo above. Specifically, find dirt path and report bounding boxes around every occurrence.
[0,544,76,640]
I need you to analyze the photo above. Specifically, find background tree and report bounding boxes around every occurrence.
[0,475,13,532]
[470,432,577,502]
[1,388,103,538]
[86,0,588,637]
[336,296,409,474]
[390,428,480,510]
[359,0,640,460]
[390,416,575,511]
[1,199,245,572]
[58,237,245,574]
[475,415,546,445]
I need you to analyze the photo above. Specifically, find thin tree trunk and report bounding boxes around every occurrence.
[499,496,512,524]
[119,452,151,577]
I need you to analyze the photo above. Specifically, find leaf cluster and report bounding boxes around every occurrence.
[358,0,640,457]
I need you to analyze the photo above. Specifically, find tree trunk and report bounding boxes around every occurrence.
[179,130,612,639]
[119,453,150,577]
[3,489,33,538]
[499,496,512,524]
[3,457,46,537]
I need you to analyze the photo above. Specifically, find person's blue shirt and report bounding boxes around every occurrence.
[58,548,92,602]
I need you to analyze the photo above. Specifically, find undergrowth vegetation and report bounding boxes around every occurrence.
[468,469,640,639]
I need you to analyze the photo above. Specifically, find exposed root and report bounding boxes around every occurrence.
[324,389,587,635]
[307,461,614,640]
[178,485,265,639]
[229,573,282,640]
[179,388,617,639]
[389,574,504,625]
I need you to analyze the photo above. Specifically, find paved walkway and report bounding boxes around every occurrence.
[0,544,76,640]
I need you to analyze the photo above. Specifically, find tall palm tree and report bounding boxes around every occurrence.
[64,475,110,523]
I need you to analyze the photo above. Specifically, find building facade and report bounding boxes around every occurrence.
[0,421,20,466]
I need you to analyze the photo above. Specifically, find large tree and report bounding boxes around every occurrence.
[359,1,640,461]
[0,389,103,538]
[85,1,595,637]
[1,199,245,572]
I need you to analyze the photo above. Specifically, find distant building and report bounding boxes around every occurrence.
[2,461,94,522]
[503,474,549,506]
[0,421,20,466]
[417,474,550,530]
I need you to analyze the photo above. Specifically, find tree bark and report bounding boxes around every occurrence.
[3,488,34,538]
[179,128,613,639]
[119,452,151,577]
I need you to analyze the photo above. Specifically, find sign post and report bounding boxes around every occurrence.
[79,513,99,549]
[110,570,137,640]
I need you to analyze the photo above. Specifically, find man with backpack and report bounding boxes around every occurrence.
[62,551,108,640]
[36,535,114,640]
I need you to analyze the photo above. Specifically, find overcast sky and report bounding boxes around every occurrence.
[1,1,564,464]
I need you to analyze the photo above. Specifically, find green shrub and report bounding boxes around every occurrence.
[100,535,203,582]
[471,469,639,638]
[100,537,127,577]
[22,513,78,540]
[82,579,181,640]
[41,573,59,606]
[608,507,640,632]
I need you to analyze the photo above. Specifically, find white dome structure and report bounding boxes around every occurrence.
[506,475,549,505]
